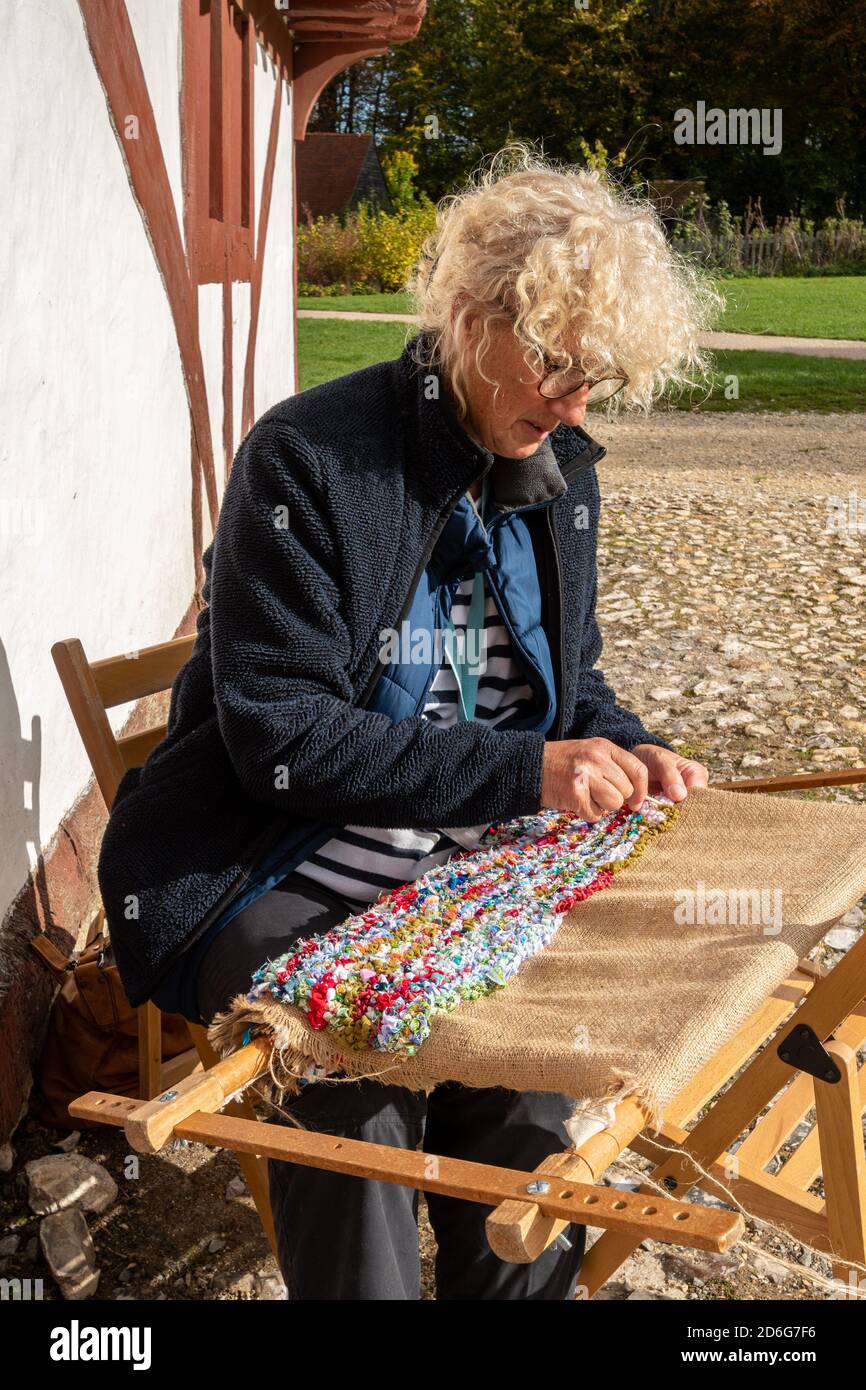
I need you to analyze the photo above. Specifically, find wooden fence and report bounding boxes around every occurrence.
[674,229,866,273]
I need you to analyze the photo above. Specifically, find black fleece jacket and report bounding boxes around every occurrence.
[97,331,672,1006]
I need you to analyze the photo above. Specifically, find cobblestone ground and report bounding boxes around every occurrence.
[527,408,866,1303]
[593,410,866,796]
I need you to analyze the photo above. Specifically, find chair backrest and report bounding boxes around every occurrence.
[51,634,196,808]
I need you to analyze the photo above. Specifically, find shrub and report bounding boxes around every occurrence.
[297,212,363,292]
[353,201,437,292]
[298,200,437,294]
[381,148,423,214]
[671,195,866,276]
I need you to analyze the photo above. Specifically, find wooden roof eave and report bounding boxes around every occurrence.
[241,0,426,140]
[293,41,393,141]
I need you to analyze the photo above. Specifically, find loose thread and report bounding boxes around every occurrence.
[609,1131,866,1289]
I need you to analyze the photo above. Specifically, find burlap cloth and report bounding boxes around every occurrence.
[207,786,866,1135]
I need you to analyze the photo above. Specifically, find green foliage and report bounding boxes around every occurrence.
[298,201,437,294]
[354,201,437,291]
[296,214,363,293]
[570,136,627,174]
[318,0,866,223]
[380,148,429,213]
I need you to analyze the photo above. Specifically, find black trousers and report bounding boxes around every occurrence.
[195,869,587,1300]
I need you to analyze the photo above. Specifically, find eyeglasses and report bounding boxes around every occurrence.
[538,353,629,404]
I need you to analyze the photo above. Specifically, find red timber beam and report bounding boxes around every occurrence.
[242,2,425,392]
[292,42,390,141]
[77,0,219,599]
[242,74,283,437]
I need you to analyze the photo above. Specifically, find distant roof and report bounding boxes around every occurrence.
[296,132,394,221]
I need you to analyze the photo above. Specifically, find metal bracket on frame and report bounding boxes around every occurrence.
[777,1023,841,1083]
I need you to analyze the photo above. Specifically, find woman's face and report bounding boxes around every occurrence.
[448,313,591,459]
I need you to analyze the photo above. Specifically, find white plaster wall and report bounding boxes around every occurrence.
[231,280,252,459]
[0,2,298,927]
[252,40,295,420]
[0,0,194,916]
[198,280,225,522]
[127,0,183,223]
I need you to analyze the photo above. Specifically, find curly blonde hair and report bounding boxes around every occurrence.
[404,142,722,417]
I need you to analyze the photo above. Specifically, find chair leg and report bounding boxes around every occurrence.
[814,1040,866,1298]
[137,1002,163,1100]
[186,1023,279,1263]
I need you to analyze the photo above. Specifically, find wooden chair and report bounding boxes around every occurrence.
[51,633,278,1258]
[54,632,866,1295]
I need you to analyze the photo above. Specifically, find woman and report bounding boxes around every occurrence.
[98,143,717,1300]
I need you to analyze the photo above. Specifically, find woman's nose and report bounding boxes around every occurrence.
[549,385,590,423]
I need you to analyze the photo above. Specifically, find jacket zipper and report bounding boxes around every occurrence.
[355,460,495,706]
[468,492,561,723]
[546,505,567,740]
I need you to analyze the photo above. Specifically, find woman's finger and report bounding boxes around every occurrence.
[680,759,709,789]
[586,772,631,815]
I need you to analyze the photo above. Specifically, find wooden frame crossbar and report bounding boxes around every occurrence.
[50,630,866,1295]
[68,1087,742,1253]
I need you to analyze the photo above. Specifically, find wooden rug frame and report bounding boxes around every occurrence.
[52,632,866,1296]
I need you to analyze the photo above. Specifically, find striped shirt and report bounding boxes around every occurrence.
[291,568,539,909]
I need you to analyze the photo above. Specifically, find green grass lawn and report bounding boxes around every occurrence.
[299,292,414,316]
[298,317,411,390]
[298,318,865,412]
[716,276,866,340]
[300,276,866,341]
[670,350,865,412]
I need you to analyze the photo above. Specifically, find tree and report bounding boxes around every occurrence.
[309,0,865,218]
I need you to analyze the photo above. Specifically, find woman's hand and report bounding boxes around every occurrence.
[541,737,648,821]
[541,737,709,822]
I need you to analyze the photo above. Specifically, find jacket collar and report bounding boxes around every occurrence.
[398,329,606,512]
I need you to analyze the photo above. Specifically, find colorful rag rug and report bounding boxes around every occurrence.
[225,796,678,1066]
[207,786,866,1134]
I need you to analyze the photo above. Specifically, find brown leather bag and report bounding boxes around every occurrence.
[30,911,193,1130]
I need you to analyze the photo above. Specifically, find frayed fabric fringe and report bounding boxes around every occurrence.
[206,998,668,1138]
[207,995,445,1104]
[564,1077,667,1146]
[205,799,680,1128]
